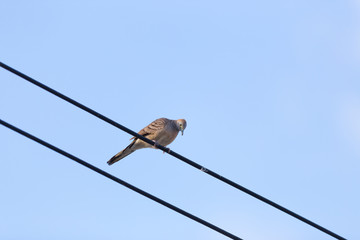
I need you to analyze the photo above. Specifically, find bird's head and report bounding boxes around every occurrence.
[176,119,187,135]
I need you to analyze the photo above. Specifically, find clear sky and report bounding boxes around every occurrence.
[1,1,359,239]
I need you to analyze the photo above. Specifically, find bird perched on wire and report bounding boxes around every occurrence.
[107,118,187,165]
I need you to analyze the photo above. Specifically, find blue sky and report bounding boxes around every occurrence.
[1,0,359,239]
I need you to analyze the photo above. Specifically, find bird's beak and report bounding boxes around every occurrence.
[180,127,184,136]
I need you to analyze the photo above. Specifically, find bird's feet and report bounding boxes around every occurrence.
[153,141,171,154]
[153,141,160,149]
[163,148,171,154]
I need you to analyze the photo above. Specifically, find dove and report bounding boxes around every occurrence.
[107,118,187,165]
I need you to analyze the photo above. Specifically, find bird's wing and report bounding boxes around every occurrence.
[130,118,169,140]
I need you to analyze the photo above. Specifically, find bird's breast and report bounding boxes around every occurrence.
[156,129,179,146]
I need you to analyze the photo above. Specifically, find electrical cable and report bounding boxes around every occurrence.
[0,118,243,240]
[0,62,346,240]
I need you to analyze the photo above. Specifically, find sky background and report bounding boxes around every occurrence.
[1,0,359,239]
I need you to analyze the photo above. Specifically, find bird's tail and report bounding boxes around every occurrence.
[107,144,135,165]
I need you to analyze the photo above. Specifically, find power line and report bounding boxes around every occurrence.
[0,62,346,240]
[0,118,243,240]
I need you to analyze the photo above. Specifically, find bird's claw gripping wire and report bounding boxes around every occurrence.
[153,141,160,149]
[153,141,171,154]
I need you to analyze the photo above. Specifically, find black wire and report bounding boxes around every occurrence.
[0,118,243,240]
[0,62,346,240]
